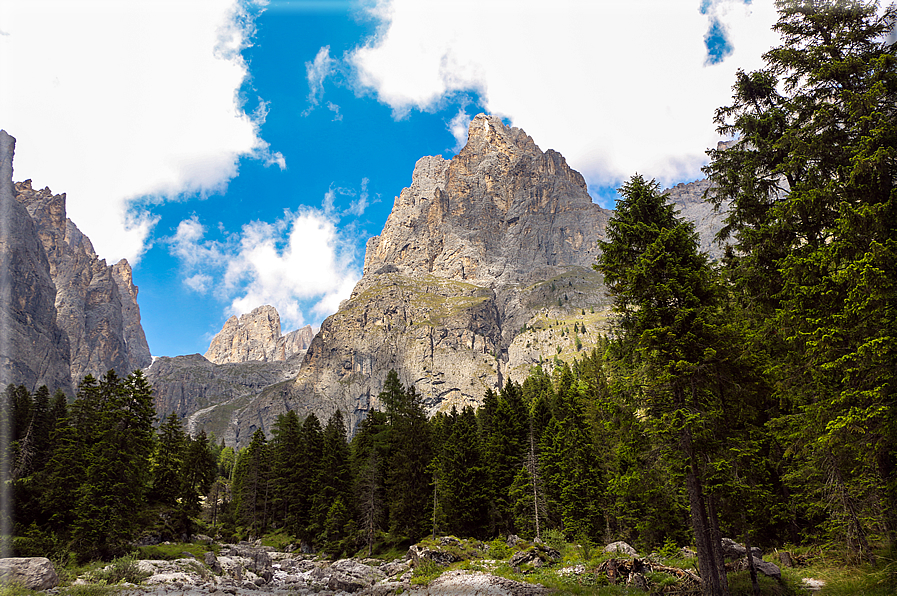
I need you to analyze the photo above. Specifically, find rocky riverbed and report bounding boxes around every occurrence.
[56,540,549,596]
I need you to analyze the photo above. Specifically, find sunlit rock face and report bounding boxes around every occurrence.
[204,305,313,365]
[14,179,152,388]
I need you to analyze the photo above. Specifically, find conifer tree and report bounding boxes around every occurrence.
[270,411,304,534]
[704,0,897,554]
[181,430,217,515]
[69,370,156,561]
[297,413,324,544]
[439,406,487,538]
[596,176,737,595]
[380,371,431,540]
[152,413,187,506]
[352,410,388,555]
[232,429,272,537]
[313,410,354,553]
[484,380,527,535]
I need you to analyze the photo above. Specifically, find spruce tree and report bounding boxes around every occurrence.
[232,429,271,537]
[297,413,324,544]
[152,413,187,506]
[596,176,736,595]
[68,370,156,561]
[380,371,432,540]
[313,410,354,554]
[270,411,304,534]
[181,430,217,515]
[704,0,897,553]
[440,406,487,538]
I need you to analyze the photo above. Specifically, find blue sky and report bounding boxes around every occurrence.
[1,0,782,357]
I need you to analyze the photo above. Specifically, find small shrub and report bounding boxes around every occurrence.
[487,539,511,560]
[410,558,443,585]
[658,536,679,560]
[544,528,566,553]
[86,553,149,585]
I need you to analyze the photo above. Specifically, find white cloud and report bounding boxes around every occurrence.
[168,188,364,331]
[344,178,369,217]
[305,46,336,111]
[349,0,782,190]
[448,108,471,153]
[327,101,344,121]
[0,0,279,264]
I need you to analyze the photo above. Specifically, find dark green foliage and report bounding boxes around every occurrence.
[231,428,272,537]
[483,380,527,535]
[439,406,488,538]
[270,410,304,536]
[351,409,388,555]
[704,0,897,555]
[311,410,354,554]
[181,430,217,514]
[380,370,432,540]
[151,413,187,506]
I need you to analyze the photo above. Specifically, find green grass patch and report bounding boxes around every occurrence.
[85,553,150,585]
[136,540,216,561]
[410,558,445,585]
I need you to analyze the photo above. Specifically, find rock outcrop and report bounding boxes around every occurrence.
[0,130,72,394]
[0,557,60,591]
[204,305,313,365]
[146,352,304,442]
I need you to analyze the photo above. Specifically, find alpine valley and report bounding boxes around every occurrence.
[0,115,726,448]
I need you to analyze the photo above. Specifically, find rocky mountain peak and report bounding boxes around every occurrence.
[204,305,313,365]
[362,113,609,289]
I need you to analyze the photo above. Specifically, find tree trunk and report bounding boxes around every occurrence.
[743,525,759,595]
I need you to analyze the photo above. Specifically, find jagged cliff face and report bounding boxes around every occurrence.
[204,305,313,365]
[14,180,153,387]
[0,129,152,395]
[363,114,611,285]
[146,305,312,444]
[0,130,72,393]
[223,115,616,444]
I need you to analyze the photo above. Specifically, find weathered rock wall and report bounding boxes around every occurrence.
[0,130,72,394]
[14,179,152,387]
[226,115,616,443]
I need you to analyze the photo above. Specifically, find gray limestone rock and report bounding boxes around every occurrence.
[0,130,72,394]
[146,352,303,446]
[13,174,152,389]
[229,114,616,440]
[0,557,60,591]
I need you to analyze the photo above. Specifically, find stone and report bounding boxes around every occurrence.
[408,544,463,567]
[604,541,638,557]
[509,545,561,569]
[720,537,762,560]
[753,558,781,580]
[204,552,221,574]
[0,557,60,591]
